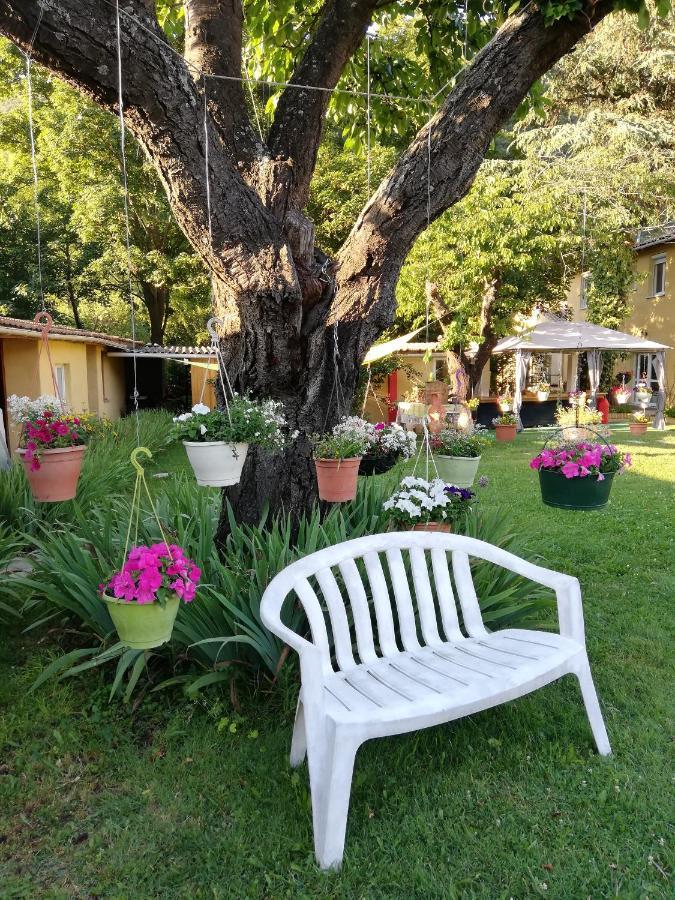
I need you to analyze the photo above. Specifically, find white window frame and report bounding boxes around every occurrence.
[580,272,591,310]
[54,364,67,402]
[651,254,666,297]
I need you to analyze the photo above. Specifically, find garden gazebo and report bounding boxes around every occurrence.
[493,319,670,430]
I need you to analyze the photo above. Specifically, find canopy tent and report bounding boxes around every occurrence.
[493,319,670,431]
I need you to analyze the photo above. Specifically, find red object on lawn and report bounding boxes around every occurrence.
[597,395,609,424]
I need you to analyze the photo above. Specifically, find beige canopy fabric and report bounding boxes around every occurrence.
[494,320,669,353]
[362,325,428,364]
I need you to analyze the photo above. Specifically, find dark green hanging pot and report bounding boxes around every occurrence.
[538,469,615,510]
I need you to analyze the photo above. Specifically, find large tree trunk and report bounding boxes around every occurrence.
[140,281,168,345]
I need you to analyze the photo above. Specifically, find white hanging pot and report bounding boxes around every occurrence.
[615,391,631,405]
[536,391,550,402]
[433,454,481,488]
[636,391,651,403]
[183,441,248,487]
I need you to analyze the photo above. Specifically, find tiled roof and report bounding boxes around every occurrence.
[635,223,675,251]
[0,316,137,350]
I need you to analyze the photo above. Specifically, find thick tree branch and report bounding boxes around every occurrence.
[0,0,299,302]
[268,0,380,210]
[183,0,262,164]
[333,0,617,357]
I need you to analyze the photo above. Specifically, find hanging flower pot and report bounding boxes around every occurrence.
[635,391,652,404]
[311,419,371,502]
[7,397,88,503]
[170,398,289,488]
[183,441,248,486]
[411,522,452,533]
[536,391,550,402]
[530,440,631,510]
[433,455,481,487]
[18,444,86,502]
[314,457,362,501]
[538,469,615,510]
[383,476,475,531]
[359,422,416,477]
[359,454,399,476]
[614,390,631,405]
[102,541,201,650]
[104,593,181,649]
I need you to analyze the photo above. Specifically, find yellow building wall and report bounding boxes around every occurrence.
[2,335,127,452]
[567,243,674,394]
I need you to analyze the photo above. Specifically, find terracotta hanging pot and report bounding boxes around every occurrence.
[495,424,517,442]
[314,457,361,502]
[183,441,248,486]
[411,522,452,533]
[18,445,86,502]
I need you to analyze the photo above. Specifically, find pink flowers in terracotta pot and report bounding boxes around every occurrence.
[102,543,201,606]
[530,442,631,480]
[21,410,87,470]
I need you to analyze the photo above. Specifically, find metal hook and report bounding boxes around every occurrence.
[130,446,152,475]
[33,311,53,332]
[206,316,224,343]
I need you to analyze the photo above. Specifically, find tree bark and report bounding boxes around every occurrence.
[140,281,169,345]
[0,0,618,530]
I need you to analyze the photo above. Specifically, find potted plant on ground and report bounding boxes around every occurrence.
[359,420,417,476]
[170,396,288,487]
[530,441,631,510]
[312,418,370,502]
[8,394,87,502]
[629,412,650,435]
[492,412,517,441]
[430,427,491,487]
[101,542,201,649]
[498,391,512,412]
[383,476,475,533]
[536,380,551,402]
[634,379,653,405]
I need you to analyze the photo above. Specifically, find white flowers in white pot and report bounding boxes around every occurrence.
[170,397,288,487]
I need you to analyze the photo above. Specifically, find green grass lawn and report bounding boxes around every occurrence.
[1,428,673,898]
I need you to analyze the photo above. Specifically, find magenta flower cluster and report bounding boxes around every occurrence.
[530,442,631,481]
[102,543,201,605]
[22,410,85,471]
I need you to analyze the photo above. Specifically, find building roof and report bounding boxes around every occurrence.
[635,223,675,252]
[0,316,137,350]
[107,344,213,359]
[494,319,669,353]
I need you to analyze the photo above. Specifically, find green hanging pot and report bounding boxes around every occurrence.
[104,594,180,649]
[538,469,615,510]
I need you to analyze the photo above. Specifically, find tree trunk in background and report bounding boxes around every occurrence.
[141,282,168,345]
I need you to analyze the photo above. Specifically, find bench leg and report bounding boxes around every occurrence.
[309,723,358,870]
[290,698,307,768]
[576,661,611,756]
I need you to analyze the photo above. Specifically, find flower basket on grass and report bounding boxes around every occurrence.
[312,418,371,502]
[492,413,517,441]
[170,397,288,487]
[8,394,87,502]
[530,440,631,510]
[430,427,491,487]
[102,542,201,649]
[383,476,475,532]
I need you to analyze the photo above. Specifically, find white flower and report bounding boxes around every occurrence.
[199,424,207,435]
[174,412,193,422]
[192,402,210,415]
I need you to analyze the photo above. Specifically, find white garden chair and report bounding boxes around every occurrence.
[260,532,611,870]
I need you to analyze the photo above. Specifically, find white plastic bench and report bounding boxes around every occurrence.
[260,532,610,870]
